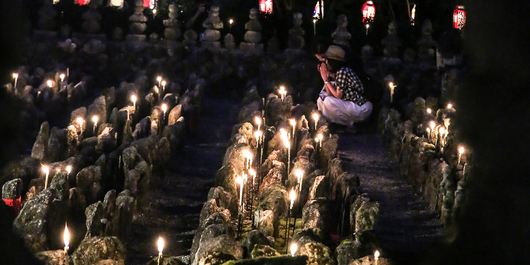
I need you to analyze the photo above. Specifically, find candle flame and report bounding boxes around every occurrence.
[429,121,436,130]
[458,146,465,155]
[236,176,243,185]
[161,80,167,87]
[47,80,53,87]
[42,164,49,175]
[254,130,262,140]
[295,169,303,178]
[248,168,256,177]
[290,242,298,256]
[289,188,297,202]
[318,133,323,141]
[312,113,319,122]
[60,73,65,81]
[283,139,290,148]
[278,86,286,94]
[366,24,370,29]
[289,118,296,127]
[66,165,72,174]
[255,116,261,125]
[157,237,164,254]
[447,103,453,109]
[131,94,137,103]
[388,82,394,88]
[157,76,162,82]
[92,115,98,124]
[374,250,380,260]
[439,126,445,136]
[77,117,84,127]
[426,108,432,114]
[13,73,18,79]
[229,18,234,24]
[162,103,168,113]
[313,18,317,23]
[64,224,70,247]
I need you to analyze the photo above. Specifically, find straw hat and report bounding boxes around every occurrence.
[323,45,346,62]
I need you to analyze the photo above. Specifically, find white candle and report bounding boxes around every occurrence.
[77,117,85,135]
[429,121,436,140]
[66,165,72,175]
[60,73,65,82]
[254,130,262,145]
[249,168,256,186]
[13,73,18,90]
[255,116,261,132]
[458,146,464,165]
[313,18,317,35]
[365,23,369,35]
[157,237,164,265]
[295,169,304,192]
[388,82,395,103]
[64,224,70,265]
[426,127,431,141]
[289,188,296,209]
[92,115,99,134]
[289,118,296,139]
[278,86,286,102]
[42,164,50,190]
[374,250,380,265]
[237,176,244,207]
[161,103,168,121]
[290,242,298,256]
[317,133,323,148]
[161,80,167,96]
[312,113,319,131]
[131,95,137,110]
[157,76,162,87]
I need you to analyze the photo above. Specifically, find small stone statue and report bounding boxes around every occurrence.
[224,33,236,49]
[288,12,305,49]
[82,1,102,34]
[244,8,262,43]
[417,19,437,62]
[127,0,148,41]
[201,5,223,48]
[332,14,351,47]
[164,3,181,41]
[381,21,401,58]
[240,8,263,53]
[37,0,57,31]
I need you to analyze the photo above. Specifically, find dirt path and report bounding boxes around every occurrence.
[337,132,444,265]
[125,97,241,264]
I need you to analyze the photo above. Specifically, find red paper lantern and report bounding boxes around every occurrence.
[362,1,375,23]
[453,5,466,30]
[259,0,273,15]
[76,0,89,5]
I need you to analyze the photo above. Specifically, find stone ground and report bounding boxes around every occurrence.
[125,98,444,264]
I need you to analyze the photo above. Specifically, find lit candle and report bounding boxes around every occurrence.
[131,95,137,110]
[161,103,168,121]
[317,133,323,148]
[426,108,432,114]
[426,127,431,141]
[429,121,436,140]
[92,115,99,134]
[447,103,453,109]
[47,79,53,88]
[77,117,85,135]
[284,139,291,175]
[254,130,262,145]
[249,168,256,186]
[458,145,464,165]
[278,86,286,102]
[13,73,18,89]
[66,165,72,175]
[153,8,157,15]
[161,80,167,96]
[312,113,319,132]
[313,18,317,35]
[255,116,261,132]
[237,176,244,207]
[289,118,296,139]
[374,250,380,265]
[315,137,320,150]
[156,76,162,87]
[64,224,70,265]
[295,169,304,192]
[60,73,65,83]
[290,242,298,256]
[229,18,234,30]
[388,82,395,103]
[157,236,164,265]
[289,188,296,210]
[365,23,370,35]
[42,164,49,190]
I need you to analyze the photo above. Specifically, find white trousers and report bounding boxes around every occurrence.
[317,88,372,127]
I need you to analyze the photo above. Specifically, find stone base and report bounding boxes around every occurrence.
[72,32,107,41]
[126,34,147,42]
[240,42,263,54]
[33,30,58,40]
[201,41,221,49]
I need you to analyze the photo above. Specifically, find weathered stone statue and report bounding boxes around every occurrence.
[127,0,148,41]
[240,8,263,53]
[381,21,401,58]
[332,14,351,47]
[224,33,236,49]
[37,0,57,31]
[183,29,198,47]
[82,1,102,34]
[163,3,181,41]
[288,12,305,49]
[417,19,437,62]
[201,5,223,48]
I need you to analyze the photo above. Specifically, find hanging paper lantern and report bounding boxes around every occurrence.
[362,1,375,23]
[313,0,324,19]
[109,0,123,7]
[76,0,90,5]
[259,0,273,15]
[453,5,466,30]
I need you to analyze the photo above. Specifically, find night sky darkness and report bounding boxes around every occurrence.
[1,0,530,264]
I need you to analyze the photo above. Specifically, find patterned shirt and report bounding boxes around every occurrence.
[335,67,367,105]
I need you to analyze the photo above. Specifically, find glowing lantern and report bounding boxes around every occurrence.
[143,0,156,9]
[453,5,466,30]
[313,0,324,19]
[76,0,90,5]
[259,0,273,15]
[109,0,123,7]
[362,1,375,24]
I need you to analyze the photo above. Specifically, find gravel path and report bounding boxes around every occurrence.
[125,97,240,264]
[337,132,444,265]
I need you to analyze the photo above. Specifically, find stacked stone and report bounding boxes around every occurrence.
[127,0,148,42]
[163,3,181,42]
[34,0,58,39]
[201,5,224,49]
[332,14,351,48]
[240,8,264,54]
[287,12,305,50]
